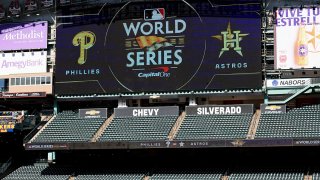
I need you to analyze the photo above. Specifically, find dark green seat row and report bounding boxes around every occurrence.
[256,105,320,139]
[98,115,178,141]
[175,114,253,140]
[229,169,304,180]
[32,111,106,143]
[3,164,73,180]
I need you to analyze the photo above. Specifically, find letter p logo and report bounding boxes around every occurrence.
[72,31,96,65]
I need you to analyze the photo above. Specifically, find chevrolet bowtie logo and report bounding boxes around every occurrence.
[85,110,100,116]
[265,105,281,111]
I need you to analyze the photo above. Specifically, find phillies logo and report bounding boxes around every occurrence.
[72,31,96,65]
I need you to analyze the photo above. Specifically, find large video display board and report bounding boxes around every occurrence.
[56,0,261,95]
[0,21,48,51]
[275,7,320,69]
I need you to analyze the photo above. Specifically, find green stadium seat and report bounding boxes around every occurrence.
[229,168,304,180]
[98,115,177,141]
[255,105,320,139]
[3,164,74,180]
[175,114,253,140]
[32,111,106,143]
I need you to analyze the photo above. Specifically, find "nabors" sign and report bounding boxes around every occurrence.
[266,78,311,88]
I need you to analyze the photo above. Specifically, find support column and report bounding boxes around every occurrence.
[118,99,127,108]
[189,97,197,106]
[53,99,59,115]
[48,151,56,164]
[264,93,268,104]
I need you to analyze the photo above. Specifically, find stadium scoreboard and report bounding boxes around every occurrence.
[55,0,262,95]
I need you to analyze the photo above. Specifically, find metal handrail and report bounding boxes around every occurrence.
[23,120,47,144]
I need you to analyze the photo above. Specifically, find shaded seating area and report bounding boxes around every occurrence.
[149,168,223,180]
[228,168,305,180]
[3,163,309,180]
[98,115,178,141]
[255,105,320,138]
[75,168,145,180]
[75,174,144,180]
[175,114,253,140]
[3,164,74,180]
[32,111,105,143]
[312,171,320,180]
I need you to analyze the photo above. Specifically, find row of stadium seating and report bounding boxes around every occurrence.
[256,105,320,138]
[98,116,177,141]
[30,111,253,143]
[3,164,73,180]
[228,169,305,180]
[175,114,252,140]
[30,104,320,143]
[4,164,316,180]
[32,111,105,143]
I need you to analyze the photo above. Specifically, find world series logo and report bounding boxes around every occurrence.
[104,2,207,92]
[122,8,186,78]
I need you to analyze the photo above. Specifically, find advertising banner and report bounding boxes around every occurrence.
[55,0,261,95]
[260,104,286,114]
[114,106,179,117]
[0,21,48,51]
[0,92,46,98]
[0,123,15,133]
[186,104,254,115]
[0,51,47,75]
[275,7,320,69]
[266,78,311,88]
[79,108,108,118]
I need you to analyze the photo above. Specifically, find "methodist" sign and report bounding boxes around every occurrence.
[0,21,47,51]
